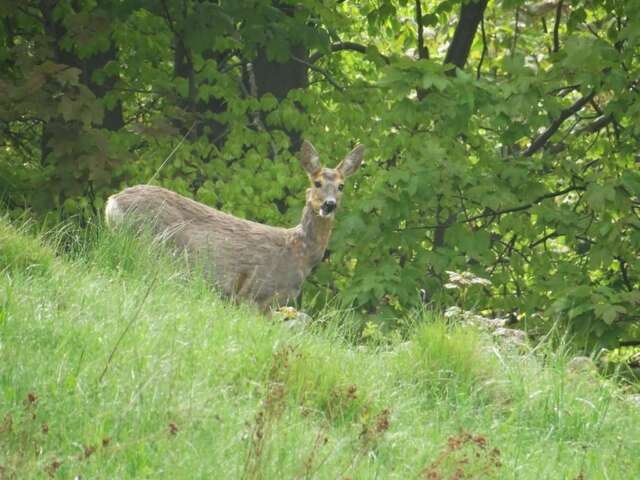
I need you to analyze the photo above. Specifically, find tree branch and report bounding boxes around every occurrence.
[528,230,560,249]
[548,113,616,153]
[420,0,487,244]
[464,185,583,222]
[308,42,389,65]
[523,90,595,157]
[160,0,182,44]
[17,5,44,24]
[576,114,613,134]
[415,0,428,60]
[552,0,563,52]
[444,0,489,73]
[512,7,520,57]
[490,233,518,275]
[617,256,634,292]
[415,0,429,101]
[291,55,344,91]
[548,84,581,96]
[476,17,487,79]
[401,185,583,230]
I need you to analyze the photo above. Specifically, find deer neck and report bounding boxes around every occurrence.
[297,203,334,268]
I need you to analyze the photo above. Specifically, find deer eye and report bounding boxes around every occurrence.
[338,184,344,191]
[314,181,322,188]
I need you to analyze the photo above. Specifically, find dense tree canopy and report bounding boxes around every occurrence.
[1,0,639,348]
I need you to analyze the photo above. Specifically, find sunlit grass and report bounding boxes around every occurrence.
[0,216,639,478]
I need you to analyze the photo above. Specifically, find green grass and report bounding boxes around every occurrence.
[1,216,639,479]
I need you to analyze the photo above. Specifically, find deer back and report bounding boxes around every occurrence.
[105,185,308,306]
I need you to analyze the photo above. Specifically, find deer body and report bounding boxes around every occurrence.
[105,141,364,309]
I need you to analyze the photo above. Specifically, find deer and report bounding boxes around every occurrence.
[104,140,364,311]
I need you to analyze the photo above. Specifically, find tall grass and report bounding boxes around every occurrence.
[1,217,639,479]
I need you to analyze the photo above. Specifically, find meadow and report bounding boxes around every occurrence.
[1,217,639,479]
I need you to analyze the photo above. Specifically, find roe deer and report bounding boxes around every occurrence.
[105,141,364,309]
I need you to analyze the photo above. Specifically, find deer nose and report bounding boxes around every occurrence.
[322,199,336,213]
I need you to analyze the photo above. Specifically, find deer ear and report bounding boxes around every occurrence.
[299,140,321,176]
[336,144,364,177]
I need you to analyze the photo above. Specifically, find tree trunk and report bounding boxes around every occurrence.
[433,0,488,248]
[252,44,308,151]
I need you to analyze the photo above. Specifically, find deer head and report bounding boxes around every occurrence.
[299,140,365,219]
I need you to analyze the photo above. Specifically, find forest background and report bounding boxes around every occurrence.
[1,0,639,349]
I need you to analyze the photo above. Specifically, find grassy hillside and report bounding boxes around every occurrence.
[1,217,639,479]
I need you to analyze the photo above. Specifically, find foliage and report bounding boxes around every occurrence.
[1,220,639,477]
[1,0,639,347]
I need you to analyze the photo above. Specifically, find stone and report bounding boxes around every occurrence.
[566,356,598,375]
[492,327,527,347]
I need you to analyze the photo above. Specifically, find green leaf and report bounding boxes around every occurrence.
[620,170,640,196]
[421,72,449,91]
[594,304,627,325]
[585,184,615,210]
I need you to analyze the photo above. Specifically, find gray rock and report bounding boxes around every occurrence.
[566,356,598,375]
[492,327,527,346]
[627,394,640,407]
[276,307,313,329]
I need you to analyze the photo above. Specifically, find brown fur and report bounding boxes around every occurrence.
[105,141,364,309]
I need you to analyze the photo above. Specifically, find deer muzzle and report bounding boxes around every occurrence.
[320,199,337,217]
